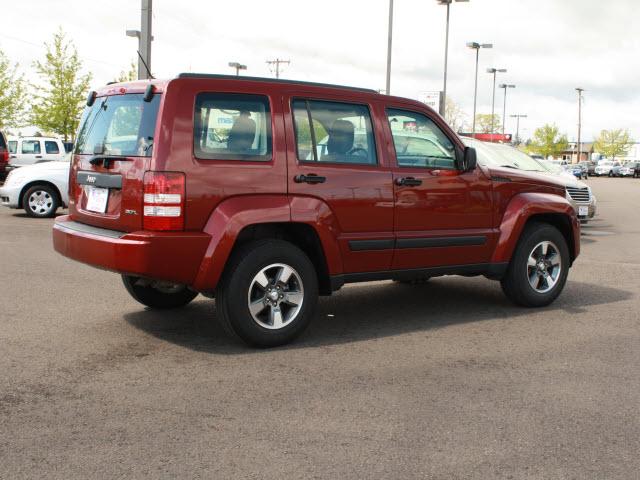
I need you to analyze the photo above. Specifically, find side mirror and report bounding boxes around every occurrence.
[463,146,477,172]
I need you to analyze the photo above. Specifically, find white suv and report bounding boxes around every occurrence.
[7,136,67,168]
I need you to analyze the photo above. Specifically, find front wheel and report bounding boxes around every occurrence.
[501,222,570,307]
[122,275,198,309]
[216,239,318,347]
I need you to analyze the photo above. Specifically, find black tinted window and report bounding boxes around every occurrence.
[0,133,6,149]
[75,94,160,157]
[293,99,377,165]
[194,93,271,161]
[45,141,60,154]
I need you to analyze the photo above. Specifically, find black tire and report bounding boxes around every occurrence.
[216,239,318,348]
[22,184,59,218]
[122,275,198,309]
[500,222,570,307]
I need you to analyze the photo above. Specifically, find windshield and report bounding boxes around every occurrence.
[538,160,564,174]
[74,93,160,157]
[462,138,546,172]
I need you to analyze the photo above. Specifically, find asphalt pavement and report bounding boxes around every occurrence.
[1,177,639,479]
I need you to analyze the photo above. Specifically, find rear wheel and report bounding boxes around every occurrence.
[216,239,318,348]
[501,222,570,307]
[22,185,59,218]
[122,275,198,309]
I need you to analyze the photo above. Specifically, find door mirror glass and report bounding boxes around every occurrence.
[464,147,477,171]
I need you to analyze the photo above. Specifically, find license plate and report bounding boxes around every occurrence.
[85,186,109,213]
[578,206,589,216]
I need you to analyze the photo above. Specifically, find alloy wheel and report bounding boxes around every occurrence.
[526,241,562,293]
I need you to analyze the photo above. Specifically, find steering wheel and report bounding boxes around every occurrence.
[349,147,368,158]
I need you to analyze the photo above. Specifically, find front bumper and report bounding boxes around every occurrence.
[0,183,21,208]
[52,215,211,286]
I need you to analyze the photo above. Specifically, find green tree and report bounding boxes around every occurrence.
[0,47,28,130]
[116,61,137,83]
[526,124,568,158]
[593,129,633,160]
[475,113,501,134]
[31,28,92,142]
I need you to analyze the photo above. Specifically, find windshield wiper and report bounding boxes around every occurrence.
[89,154,130,168]
[499,164,519,169]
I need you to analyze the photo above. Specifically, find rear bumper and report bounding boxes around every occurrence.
[52,215,211,286]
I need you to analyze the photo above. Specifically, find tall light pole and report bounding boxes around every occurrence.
[385,0,394,95]
[436,0,469,115]
[228,62,247,76]
[576,88,584,164]
[126,0,153,80]
[466,42,492,138]
[499,83,515,136]
[487,67,507,139]
[510,114,527,145]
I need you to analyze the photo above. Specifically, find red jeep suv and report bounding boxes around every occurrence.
[53,75,580,347]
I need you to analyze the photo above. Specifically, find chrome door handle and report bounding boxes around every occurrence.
[395,177,422,187]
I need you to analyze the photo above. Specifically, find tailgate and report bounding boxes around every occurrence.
[69,92,160,232]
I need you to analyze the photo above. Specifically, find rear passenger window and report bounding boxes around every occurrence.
[387,109,457,169]
[194,93,271,161]
[21,140,41,154]
[293,100,377,165]
[8,141,17,154]
[45,141,60,154]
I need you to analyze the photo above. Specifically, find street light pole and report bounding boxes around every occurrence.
[385,0,394,95]
[576,88,584,164]
[487,67,506,139]
[510,114,527,145]
[499,83,515,136]
[437,0,469,115]
[467,42,492,138]
[228,62,247,76]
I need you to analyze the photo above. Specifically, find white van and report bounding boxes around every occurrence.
[7,136,67,167]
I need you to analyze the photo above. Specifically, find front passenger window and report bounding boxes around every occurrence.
[387,109,456,169]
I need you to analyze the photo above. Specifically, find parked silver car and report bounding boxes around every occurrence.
[462,138,597,223]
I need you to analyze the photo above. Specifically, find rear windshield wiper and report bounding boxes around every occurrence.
[89,155,130,168]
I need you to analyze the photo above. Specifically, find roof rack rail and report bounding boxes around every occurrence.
[176,73,378,94]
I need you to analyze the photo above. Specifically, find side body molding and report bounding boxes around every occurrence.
[491,192,580,264]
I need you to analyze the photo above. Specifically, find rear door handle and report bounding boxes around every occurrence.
[294,174,326,184]
[35,155,43,159]
[395,177,422,187]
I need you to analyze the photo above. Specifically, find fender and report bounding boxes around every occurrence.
[192,194,344,292]
[491,192,580,264]
[192,195,291,291]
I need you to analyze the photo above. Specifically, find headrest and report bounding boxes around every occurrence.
[228,112,256,152]
[327,120,354,155]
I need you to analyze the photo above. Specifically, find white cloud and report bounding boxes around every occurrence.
[1,0,638,140]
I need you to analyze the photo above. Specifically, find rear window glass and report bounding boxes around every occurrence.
[45,141,60,154]
[22,140,41,154]
[8,141,17,154]
[75,93,160,157]
[193,93,272,161]
[0,133,6,149]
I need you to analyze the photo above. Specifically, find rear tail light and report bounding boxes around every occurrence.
[143,171,185,230]
[1,149,8,164]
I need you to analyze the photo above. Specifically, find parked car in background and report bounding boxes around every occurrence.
[566,162,588,179]
[7,136,67,168]
[618,162,637,177]
[464,139,596,224]
[52,75,580,347]
[0,131,9,179]
[593,160,622,177]
[580,160,596,176]
[0,156,70,217]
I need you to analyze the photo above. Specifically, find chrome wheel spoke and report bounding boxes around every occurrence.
[527,256,537,267]
[283,291,303,306]
[276,265,294,284]
[547,253,560,266]
[270,306,284,329]
[249,298,267,317]
[526,240,562,294]
[254,271,270,289]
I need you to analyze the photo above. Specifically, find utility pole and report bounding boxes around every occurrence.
[576,88,584,164]
[266,58,290,79]
[126,0,153,80]
[385,0,394,95]
[510,114,527,145]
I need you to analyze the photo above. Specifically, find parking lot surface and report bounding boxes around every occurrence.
[1,177,639,479]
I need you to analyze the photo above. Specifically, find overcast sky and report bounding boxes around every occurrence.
[2,0,639,141]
